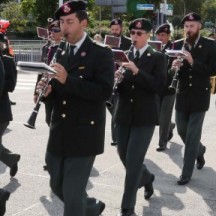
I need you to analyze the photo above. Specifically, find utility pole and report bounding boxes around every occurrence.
[59,0,63,7]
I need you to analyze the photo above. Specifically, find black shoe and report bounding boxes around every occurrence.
[156,146,166,152]
[10,100,16,105]
[99,201,105,215]
[144,174,155,200]
[10,154,21,177]
[117,208,135,216]
[177,175,191,185]
[197,146,206,170]
[167,123,175,141]
[111,142,117,146]
[0,190,10,216]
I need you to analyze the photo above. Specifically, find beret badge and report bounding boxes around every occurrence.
[189,14,194,20]
[136,21,142,29]
[63,4,71,13]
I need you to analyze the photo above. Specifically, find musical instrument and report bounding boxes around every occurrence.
[24,36,66,129]
[168,37,190,93]
[106,66,125,108]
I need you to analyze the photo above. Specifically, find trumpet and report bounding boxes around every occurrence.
[24,36,66,129]
[169,37,190,93]
[106,66,126,108]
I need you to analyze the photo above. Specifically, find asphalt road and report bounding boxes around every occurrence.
[1,72,216,216]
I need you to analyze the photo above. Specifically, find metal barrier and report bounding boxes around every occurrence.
[10,40,46,62]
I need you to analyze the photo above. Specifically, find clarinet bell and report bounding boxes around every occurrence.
[24,111,37,129]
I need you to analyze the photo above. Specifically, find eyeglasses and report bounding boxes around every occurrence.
[50,29,61,33]
[130,30,146,36]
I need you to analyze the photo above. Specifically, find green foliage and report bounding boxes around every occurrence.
[0,1,28,33]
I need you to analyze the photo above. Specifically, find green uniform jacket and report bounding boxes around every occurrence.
[46,36,114,157]
[173,37,216,112]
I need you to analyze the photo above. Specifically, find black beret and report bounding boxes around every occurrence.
[155,23,171,34]
[129,18,152,32]
[55,0,86,20]
[110,18,122,27]
[50,20,60,29]
[182,12,201,24]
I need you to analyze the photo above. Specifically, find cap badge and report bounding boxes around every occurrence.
[136,21,142,28]
[114,20,118,25]
[198,45,202,48]
[189,14,194,20]
[63,4,71,13]
[147,53,151,56]
[164,28,167,31]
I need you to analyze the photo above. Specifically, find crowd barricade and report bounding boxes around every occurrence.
[10,40,46,63]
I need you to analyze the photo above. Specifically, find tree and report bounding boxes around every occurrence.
[21,0,59,27]
[0,1,28,33]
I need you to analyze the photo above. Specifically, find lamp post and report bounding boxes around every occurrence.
[59,0,63,7]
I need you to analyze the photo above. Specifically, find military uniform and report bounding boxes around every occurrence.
[115,18,166,215]
[44,2,114,215]
[0,54,20,175]
[155,23,176,151]
[108,18,132,146]
[173,12,216,183]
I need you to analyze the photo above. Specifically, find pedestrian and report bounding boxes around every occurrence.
[115,18,166,216]
[171,12,216,185]
[37,1,114,215]
[155,23,176,151]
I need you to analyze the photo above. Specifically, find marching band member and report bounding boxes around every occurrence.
[108,18,131,146]
[171,12,216,185]
[155,23,176,151]
[37,1,114,215]
[115,18,166,216]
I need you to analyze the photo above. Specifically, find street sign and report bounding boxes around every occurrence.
[137,4,154,11]
[95,0,126,6]
[112,6,127,13]
[160,3,173,16]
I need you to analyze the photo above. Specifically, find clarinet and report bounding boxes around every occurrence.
[169,37,189,93]
[106,66,126,108]
[24,36,66,129]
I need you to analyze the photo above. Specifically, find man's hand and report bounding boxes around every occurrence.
[122,61,139,75]
[36,77,52,98]
[50,63,68,84]
[183,50,194,65]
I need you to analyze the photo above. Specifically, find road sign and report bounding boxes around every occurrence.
[160,3,173,16]
[95,0,126,6]
[112,6,127,13]
[137,4,154,11]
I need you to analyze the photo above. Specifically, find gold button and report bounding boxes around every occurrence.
[189,84,192,87]
[132,85,135,89]
[61,114,66,118]
[79,75,83,79]
[62,100,66,105]
[130,99,133,102]
[206,88,208,90]
[90,121,94,125]
[189,76,192,79]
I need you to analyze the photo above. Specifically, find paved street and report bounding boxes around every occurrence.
[1,72,216,216]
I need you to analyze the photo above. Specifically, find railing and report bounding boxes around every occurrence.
[10,40,47,62]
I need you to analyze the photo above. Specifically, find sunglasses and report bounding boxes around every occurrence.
[50,29,61,33]
[130,30,146,36]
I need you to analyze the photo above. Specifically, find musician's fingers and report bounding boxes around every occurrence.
[43,85,52,97]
